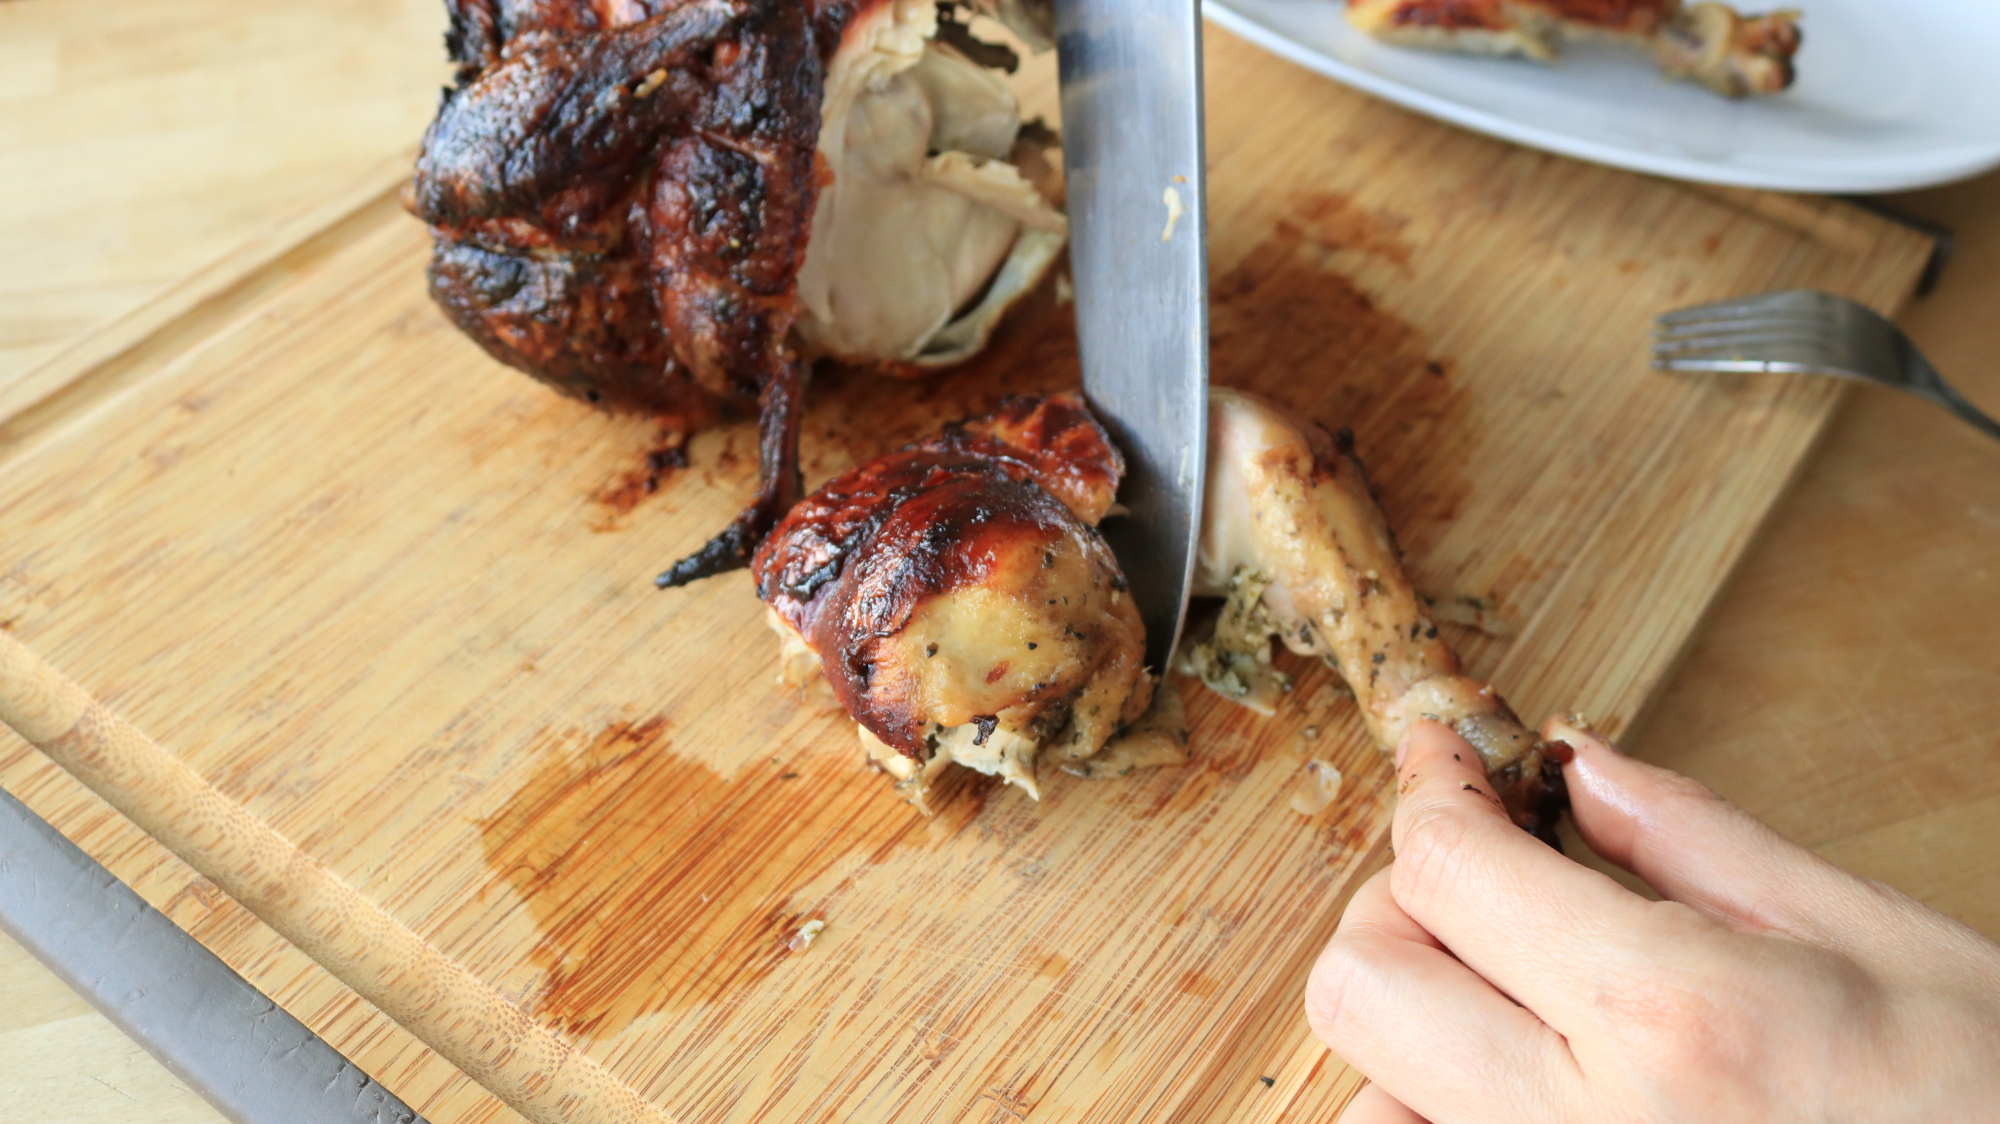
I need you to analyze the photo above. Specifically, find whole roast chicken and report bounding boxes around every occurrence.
[409,0,1064,580]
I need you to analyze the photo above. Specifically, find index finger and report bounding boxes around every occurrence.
[1388,720,1688,1037]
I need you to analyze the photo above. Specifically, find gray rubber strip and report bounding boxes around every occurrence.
[0,785,430,1124]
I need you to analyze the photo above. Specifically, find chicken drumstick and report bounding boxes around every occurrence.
[1185,389,1568,842]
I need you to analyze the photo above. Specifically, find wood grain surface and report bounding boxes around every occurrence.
[0,0,446,390]
[4,2,1993,1122]
[1629,172,2000,930]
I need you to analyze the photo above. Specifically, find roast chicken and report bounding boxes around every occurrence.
[1181,390,1567,842]
[410,0,1064,582]
[1346,0,1802,97]
[752,393,1180,809]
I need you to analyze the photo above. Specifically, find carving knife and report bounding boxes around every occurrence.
[0,785,427,1124]
[1053,0,1211,671]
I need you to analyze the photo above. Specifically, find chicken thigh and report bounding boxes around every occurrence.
[753,393,1166,809]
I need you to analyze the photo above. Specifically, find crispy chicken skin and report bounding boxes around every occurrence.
[1183,389,1567,842]
[1346,0,1801,97]
[416,0,828,414]
[411,0,1066,584]
[755,393,1161,807]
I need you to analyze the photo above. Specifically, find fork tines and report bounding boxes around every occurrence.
[1650,289,1861,373]
[1651,288,1999,442]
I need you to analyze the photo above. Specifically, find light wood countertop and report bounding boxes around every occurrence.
[2,0,1995,1118]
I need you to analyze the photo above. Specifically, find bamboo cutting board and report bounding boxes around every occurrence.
[0,27,1930,1124]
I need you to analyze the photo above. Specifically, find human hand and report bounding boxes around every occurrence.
[1306,718,2000,1123]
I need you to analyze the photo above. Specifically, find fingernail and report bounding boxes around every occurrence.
[1547,714,1621,757]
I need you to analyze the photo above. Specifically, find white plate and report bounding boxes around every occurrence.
[1203,0,2000,192]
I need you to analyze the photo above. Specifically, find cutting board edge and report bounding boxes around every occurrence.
[0,149,416,472]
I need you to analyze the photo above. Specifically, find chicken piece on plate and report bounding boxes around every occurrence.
[1345,0,1801,97]
[410,0,1065,582]
[754,393,1177,810]
[1180,389,1568,842]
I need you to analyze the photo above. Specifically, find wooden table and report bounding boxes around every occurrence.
[2,0,1996,1118]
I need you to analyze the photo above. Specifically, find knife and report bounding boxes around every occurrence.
[0,784,427,1124]
[1053,0,1211,671]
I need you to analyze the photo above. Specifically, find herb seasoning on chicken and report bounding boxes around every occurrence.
[1181,389,1568,842]
[754,393,1181,810]
[409,0,1064,583]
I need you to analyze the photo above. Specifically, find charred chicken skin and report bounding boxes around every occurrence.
[417,0,827,414]
[754,393,1173,808]
[411,0,1064,583]
[1182,389,1568,842]
[1346,0,1802,97]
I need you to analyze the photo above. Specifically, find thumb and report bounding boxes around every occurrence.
[1546,716,1873,944]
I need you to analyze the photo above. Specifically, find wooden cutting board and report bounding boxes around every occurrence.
[0,26,1930,1124]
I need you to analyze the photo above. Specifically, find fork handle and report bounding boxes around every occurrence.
[1896,337,2000,442]
[1926,381,2000,442]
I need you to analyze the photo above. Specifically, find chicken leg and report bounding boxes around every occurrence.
[1183,389,1568,842]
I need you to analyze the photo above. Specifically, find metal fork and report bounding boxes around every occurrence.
[1652,289,2000,442]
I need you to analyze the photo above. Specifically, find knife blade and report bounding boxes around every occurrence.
[1053,0,1211,672]
[0,784,428,1124]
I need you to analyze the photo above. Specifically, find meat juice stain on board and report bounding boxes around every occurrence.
[586,428,691,531]
[1282,190,1415,271]
[477,717,993,1038]
[1210,193,1474,553]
